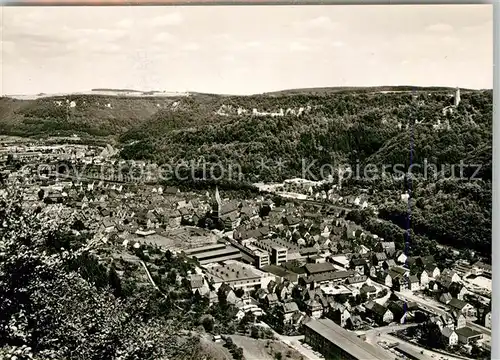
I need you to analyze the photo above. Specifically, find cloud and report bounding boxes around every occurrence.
[289,42,309,52]
[244,41,261,48]
[426,23,454,33]
[220,55,236,63]
[116,19,134,29]
[149,12,183,27]
[182,42,200,51]
[301,16,338,30]
[234,41,262,51]
[152,32,175,44]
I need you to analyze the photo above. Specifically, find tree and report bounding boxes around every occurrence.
[201,315,215,332]
[37,188,45,200]
[233,347,244,360]
[0,195,207,360]
[108,263,122,297]
[421,322,445,349]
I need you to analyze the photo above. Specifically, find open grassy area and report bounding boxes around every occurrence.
[230,335,304,360]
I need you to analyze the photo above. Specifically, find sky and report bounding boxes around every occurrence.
[0,5,493,95]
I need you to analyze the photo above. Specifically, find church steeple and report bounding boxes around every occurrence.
[213,186,222,219]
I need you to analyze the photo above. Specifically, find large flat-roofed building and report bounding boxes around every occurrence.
[304,318,390,360]
[255,238,298,265]
[204,261,267,291]
[185,243,242,265]
[228,238,270,268]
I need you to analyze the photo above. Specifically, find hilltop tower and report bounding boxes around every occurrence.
[454,87,461,107]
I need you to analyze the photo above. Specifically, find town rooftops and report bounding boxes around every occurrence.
[261,264,299,281]
[304,318,389,360]
[259,238,298,251]
[282,301,299,313]
[220,201,239,216]
[365,301,389,316]
[448,298,469,310]
[206,262,260,282]
[284,215,301,226]
[191,246,242,264]
[306,270,355,284]
[304,262,336,275]
[184,243,227,255]
[473,261,492,272]
[300,247,319,256]
[454,327,482,339]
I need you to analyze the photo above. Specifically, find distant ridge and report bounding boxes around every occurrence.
[91,88,143,93]
[262,85,478,96]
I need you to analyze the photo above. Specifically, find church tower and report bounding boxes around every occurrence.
[213,186,222,220]
[454,87,461,107]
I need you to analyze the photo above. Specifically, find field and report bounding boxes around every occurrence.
[230,335,304,360]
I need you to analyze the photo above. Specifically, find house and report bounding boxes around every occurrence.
[255,288,268,302]
[455,327,483,344]
[264,293,279,308]
[388,266,410,278]
[392,275,410,292]
[396,251,408,264]
[189,274,205,292]
[387,301,418,324]
[417,255,436,268]
[425,264,441,279]
[450,311,466,329]
[423,281,437,293]
[419,270,430,288]
[384,273,393,288]
[360,284,377,299]
[449,283,468,301]
[432,313,455,330]
[364,301,393,325]
[328,304,351,327]
[439,292,453,305]
[304,262,336,277]
[471,261,492,276]
[439,269,461,284]
[441,327,459,346]
[350,258,368,275]
[284,215,301,228]
[485,311,491,329]
[372,253,387,267]
[345,315,363,331]
[448,298,476,318]
[378,241,396,256]
[305,298,324,319]
[275,281,293,302]
[382,259,397,271]
[409,275,420,291]
[281,302,300,323]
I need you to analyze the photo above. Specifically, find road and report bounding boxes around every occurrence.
[395,291,491,336]
[368,332,469,360]
[357,322,420,338]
